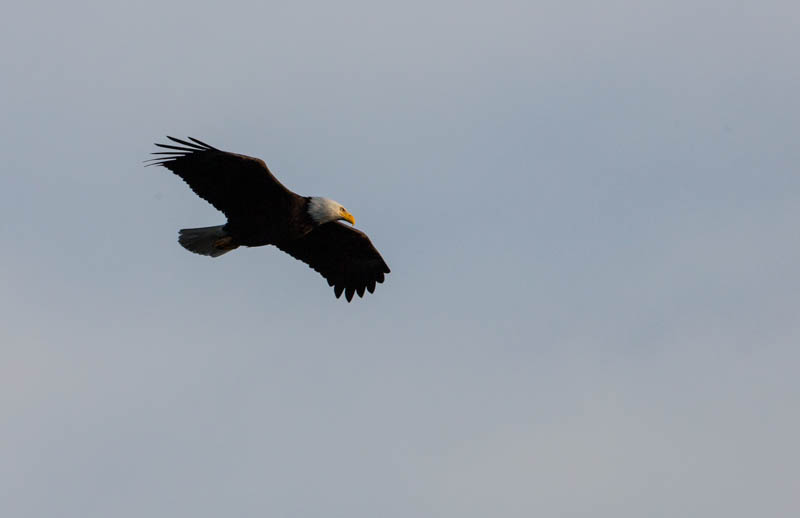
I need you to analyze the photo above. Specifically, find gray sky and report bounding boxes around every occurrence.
[2,1,799,516]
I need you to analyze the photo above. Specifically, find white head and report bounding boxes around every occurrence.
[307,197,356,226]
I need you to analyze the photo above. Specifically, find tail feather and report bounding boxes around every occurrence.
[178,225,238,257]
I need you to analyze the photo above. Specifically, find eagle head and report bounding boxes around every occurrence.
[307,197,355,226]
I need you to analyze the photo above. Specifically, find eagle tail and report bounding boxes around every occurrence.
[178,225,238,257]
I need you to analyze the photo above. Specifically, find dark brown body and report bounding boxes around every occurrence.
[226,195,315,247]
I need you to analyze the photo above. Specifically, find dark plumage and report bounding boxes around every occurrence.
[147,136,390,301]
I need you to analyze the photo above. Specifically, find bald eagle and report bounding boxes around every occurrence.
[147,136,390,301]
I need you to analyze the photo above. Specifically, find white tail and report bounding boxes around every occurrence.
[178,225,238,257]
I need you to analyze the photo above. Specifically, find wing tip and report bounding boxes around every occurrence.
[149,136,220,167]
[165,136,218,151]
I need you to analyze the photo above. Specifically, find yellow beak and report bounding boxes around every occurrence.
[342,211,356,225]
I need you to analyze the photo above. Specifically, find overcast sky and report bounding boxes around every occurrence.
[1,1,799,516]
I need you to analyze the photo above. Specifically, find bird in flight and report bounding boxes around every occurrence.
[147,136,389,301]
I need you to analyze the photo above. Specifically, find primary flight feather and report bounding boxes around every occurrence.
[147,136,390,301]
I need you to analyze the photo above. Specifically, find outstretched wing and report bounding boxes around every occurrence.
[147,137,294,220]
[277,222,391,301]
